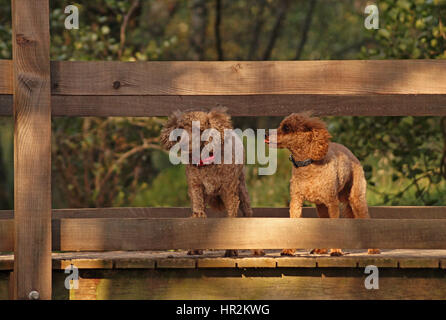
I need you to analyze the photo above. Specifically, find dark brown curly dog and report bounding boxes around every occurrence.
[161,107,264,257]
[266,112,380,256]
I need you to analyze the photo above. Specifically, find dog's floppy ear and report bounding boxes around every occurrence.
[306,117,331,160]
[160,110,182,150]
[208,106,233,131]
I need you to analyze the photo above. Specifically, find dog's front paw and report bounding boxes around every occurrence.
[224,250,238,257]
[329,249,344,256]
[367,249,381,254]
[187,249,203,255]
[310,248,329,254]
[251,249,265,256]
[280,249,296,256]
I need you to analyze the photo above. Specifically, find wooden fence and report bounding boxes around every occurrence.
[0,0,445,300]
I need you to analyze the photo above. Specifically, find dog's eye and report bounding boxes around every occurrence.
[282,124,290,133]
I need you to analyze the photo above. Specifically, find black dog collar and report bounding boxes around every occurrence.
[289,154,313,168]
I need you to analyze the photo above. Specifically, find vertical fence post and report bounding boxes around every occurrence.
[12,0,52,300]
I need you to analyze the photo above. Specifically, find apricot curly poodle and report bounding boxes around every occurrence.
[266,112,380,256]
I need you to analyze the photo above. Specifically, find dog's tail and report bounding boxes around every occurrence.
[238,170,253,217]
[349,164,370,219]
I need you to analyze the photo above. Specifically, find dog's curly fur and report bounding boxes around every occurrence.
[268,112,380,256]
[160,108,264,257]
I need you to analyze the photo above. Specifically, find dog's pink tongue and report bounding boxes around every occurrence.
[202,155,215,164]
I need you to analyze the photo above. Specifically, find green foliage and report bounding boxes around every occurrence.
[52,117,164,208]
[348,0,446,204]
[360,0,446,59]
[132,164,189,207]
[0,0,444,209]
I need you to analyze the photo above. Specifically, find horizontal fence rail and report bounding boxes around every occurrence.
[0,207,445,220]
[1,60,446,116]
[3,217,446,252]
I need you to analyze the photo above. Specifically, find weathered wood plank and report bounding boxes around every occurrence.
[12,0,52,300]
[157,258,196,268]
[2,250,446,271]
[0,60,12,94]
[357,258,398,268]
[33,94,446,117]
[40,268,446,300]
[114,259,155,269]
[1,206,445,220]
[0,272,10,300]
[398,259,440,268]
[0,95,13,115]
[55,259,113,270]
[237,258,277,268]
[2,61,446,116]
[197,258,237,268]
[316,257,358,268]
[50,60,446,96]
[0,219,13,251]
[276,257,317,268]
[2,60,446,96]
[1,94,446,117]
[48,218,446,251]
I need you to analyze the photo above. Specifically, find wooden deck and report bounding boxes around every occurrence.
[2,249,446,270]
[2,250,446,300]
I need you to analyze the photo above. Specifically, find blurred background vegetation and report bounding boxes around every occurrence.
[0,0,445,209]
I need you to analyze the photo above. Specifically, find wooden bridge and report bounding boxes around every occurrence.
[0,0,446,300]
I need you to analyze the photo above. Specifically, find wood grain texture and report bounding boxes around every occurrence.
[12,0,52,300]
[0,273,10,300]
[0,219,13,251]
[0,60,12,94]
[50,60,446,95]
[2,60,446,96]
[0,95,13,115]
[41,268,446,300]
[2,249,446,271]
[0,206,445,220]
[42,218,446,251]
[44,94,446,117]
[2,268,446,300]
[2,60,446,116]
[1,94,446,116]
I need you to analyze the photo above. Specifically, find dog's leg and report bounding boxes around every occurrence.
[221,189,240,257]
[238,173,265,256]
[327,203,344,256]
[238,171,253,217]
[350,165,381,255]
[310,204,329,255]
[281,194,303,256]
[343,203,355,218]
[188,184,206,255]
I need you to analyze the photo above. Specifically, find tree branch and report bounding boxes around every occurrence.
[118,0,140,59]
[295,0,317,60]
[247,0,267,60]
[96,139,161,202]
[262,0,290,60]
[214,0,224,60]
[190,0,208,60]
